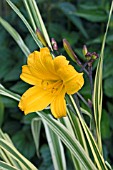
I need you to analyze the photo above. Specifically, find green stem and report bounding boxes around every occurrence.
[88,65,93,97]
[88,65,97,139]
[80,60,90,72]
[77,92,89,108]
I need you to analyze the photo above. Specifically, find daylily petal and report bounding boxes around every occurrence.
[54,55,69,71]
[50,87,66,118]
[65,73,84,94]
[57,65,78,81]
[20,65,41,85]
[40,47,50,56]
[27,51,40,66]
[27,48,60,80]
[18,86,54,114]
[57,65,84,94]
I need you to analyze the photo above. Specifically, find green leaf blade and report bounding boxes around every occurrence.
[6,0,43,49]
[37,111,97,170]
[0,17,30,57]
[93,0,113,153]
[0,161,20,170]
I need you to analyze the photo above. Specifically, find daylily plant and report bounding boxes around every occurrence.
[19,47,84,118]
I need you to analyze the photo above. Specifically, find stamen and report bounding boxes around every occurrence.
[41,80,63,94]
[41,80,49,90]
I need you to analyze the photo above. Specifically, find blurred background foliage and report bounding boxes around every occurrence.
[0,0,113,169]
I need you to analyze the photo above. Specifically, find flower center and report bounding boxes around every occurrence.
[41,80,63,95]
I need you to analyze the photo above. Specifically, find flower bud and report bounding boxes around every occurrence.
[83,45,88,56]
[36,28,47,46]
[51,38,58,51]
[91,52,99,60]
[63,39,82,65]
[85,52,91,60]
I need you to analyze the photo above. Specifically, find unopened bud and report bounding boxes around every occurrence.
[63,39,82,65]
[83,45,88,56]
[36,28,47,46]
[91,52,99,60]
[85,52,91,60]
[51,38,58,51]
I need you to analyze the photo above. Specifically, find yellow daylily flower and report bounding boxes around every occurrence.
[18,47,84,118]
